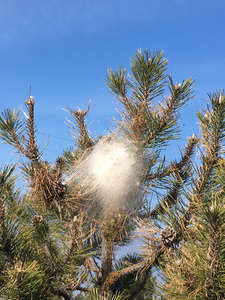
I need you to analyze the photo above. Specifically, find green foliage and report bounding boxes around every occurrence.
[0,163,94,299]
[129,49,168,101]
[105,64,129,99]
[79,289,123,300]
[155,91,225,299]
[1,49,225,300]
[114,253,156,299]
[105,48,195,151]
[162,196,225,299]
[0,108,24,147]
[105,49,168,102]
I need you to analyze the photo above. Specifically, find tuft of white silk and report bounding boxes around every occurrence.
[65,136,145,215]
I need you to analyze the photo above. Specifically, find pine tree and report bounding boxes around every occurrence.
[1,49,224,299]
[157,91,225,299]
[0,106,95,299]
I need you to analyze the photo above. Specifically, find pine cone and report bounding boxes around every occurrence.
[54,181,67,197]
[31,214,45,228]
[161,226,177,247]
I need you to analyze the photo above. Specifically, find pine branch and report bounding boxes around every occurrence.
[24,96,40,166]
[145,133,197,182]
[0,164,18,197]
[183,91,225,227]
[141,77,195,148]
[141,135,197,218]
[104,49,168,141]
[0,108,27,154]
[104,65,129,99]
[0,101,66,207]
[0,99,42,169]
[52,288,71,300]
[50,217,81,277]
[206,211,219,297]
[129,49,168,102]
[76,286,91,293]
[105,49,195,146]
[100,235,114,284]
[0,165,20,262]
[124,269,151,300]
[52,244,76,277]
[100,218,123,286]
[102,245,166,292]
[64,101,93,150]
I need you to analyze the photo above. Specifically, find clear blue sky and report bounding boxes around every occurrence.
[1,0,225,165]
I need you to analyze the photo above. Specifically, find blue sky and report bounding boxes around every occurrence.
[1,0,225,166]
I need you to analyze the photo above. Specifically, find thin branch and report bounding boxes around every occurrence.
[76,286,91,293]
[65,101,93,150]
[141,93,182,147]
[182,93,225,228]
[52,288,71,300]
[145,134,198,182]
[141,135,198,218]
[102,245,166,292]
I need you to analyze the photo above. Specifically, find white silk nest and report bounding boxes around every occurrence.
[65,136,145,216]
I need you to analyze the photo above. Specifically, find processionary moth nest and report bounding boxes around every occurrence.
[65,135,145,216]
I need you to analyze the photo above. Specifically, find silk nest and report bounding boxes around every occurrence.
[65,135,146,216]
